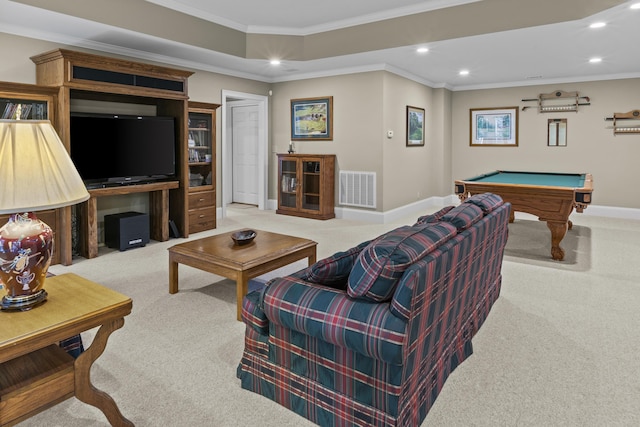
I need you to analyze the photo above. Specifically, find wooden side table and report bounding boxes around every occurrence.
[0,273,133,426]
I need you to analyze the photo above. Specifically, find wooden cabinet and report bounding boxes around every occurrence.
[30,49,193,261]
[187,102,219,234]
[0,81,63,265]
[277,154,335,220]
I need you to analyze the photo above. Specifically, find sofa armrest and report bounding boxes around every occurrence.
[262,276,407,365]
[241,290,269,334]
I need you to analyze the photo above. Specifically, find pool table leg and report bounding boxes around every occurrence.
[546,220,568,261]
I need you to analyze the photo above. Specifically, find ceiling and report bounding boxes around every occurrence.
[1,0,640,90]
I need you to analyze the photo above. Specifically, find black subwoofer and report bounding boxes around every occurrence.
[104,211,150,251]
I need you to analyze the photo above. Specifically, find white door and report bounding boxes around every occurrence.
[232,105,259,205]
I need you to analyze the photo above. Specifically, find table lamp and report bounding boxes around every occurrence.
[0,119,89,310]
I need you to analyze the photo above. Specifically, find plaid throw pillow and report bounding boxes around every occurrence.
[414,205,455,225]
[347,222,457,302]
[440,202,483,231]
[302,240,371,289]
[464,192,503,213]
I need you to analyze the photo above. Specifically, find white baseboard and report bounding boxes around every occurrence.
[582,205,640,221]
[227,196,640,223]
[334,195,458,224]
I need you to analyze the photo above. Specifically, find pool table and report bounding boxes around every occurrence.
[455,171,593,260]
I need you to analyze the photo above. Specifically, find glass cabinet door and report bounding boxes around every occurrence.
[302,161,321,211]
[187,112,213,188]
[280,159,298,208]
[276,154,334,220]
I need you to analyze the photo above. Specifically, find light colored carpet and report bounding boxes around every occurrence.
[18,204,640,426]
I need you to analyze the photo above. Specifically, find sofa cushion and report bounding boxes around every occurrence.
[301,240,371,289]
[414,205,455,225]
[347,222,457,302]
[464,192,503,213]
[440,202,484,231]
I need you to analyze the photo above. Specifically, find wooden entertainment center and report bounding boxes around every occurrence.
[4,48,215,264]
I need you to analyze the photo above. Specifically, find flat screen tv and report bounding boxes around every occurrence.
[70,113,177,188]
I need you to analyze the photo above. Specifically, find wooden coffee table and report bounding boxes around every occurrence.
[168,229,317,320]
[0,273,133,426]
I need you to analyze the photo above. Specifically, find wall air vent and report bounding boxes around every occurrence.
[339,171,376,209]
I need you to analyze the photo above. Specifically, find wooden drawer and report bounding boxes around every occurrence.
[188,207,216,234]
[188,191,214,210]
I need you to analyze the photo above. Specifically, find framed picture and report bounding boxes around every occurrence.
[406,106,425,146]
[470,107,518,146]
[291,96,333,140]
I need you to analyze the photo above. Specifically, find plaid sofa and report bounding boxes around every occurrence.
[237,193,510,426]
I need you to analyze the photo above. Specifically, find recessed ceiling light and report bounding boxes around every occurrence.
[589,57,602,63]
[631,3,640,9]
[416,47,429,53]
[589,22,606,29]
[459,70,470,76]
[270,60,281,65]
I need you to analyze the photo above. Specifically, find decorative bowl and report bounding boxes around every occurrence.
[231,229,257,246]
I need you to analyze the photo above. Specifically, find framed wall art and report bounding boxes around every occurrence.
[470,107,518,146]
[406,105,425,146]
[291,96,333,140]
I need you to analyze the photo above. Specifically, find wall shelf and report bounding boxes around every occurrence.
[605,110,640,135]
[521,90,590,113]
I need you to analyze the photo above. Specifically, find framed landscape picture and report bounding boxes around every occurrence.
[291,96,333,140]
[406,105,425,146]
[470,107,518,146]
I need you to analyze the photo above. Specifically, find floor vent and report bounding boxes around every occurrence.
[339,171,376,208]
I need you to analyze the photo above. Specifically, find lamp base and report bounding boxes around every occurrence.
[0,212,53,311]
[1,289,48,311]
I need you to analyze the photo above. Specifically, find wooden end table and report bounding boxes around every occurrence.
[0,273,133,426]
[168,229,317,321]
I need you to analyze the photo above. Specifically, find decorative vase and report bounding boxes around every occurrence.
[0,212,52,310]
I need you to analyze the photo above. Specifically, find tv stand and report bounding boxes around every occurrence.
[77,181,179,259]
[31,48,194,264]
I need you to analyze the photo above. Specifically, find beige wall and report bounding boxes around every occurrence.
[3,31,639,213]
[270,72,450,212]
[0,33,59,82]
[381,73,451,211]
[271,73,385,205]
[451,79,640,209]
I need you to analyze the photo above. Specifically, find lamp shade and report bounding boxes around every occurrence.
[0,120,90,214]
[0,120,89,310]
